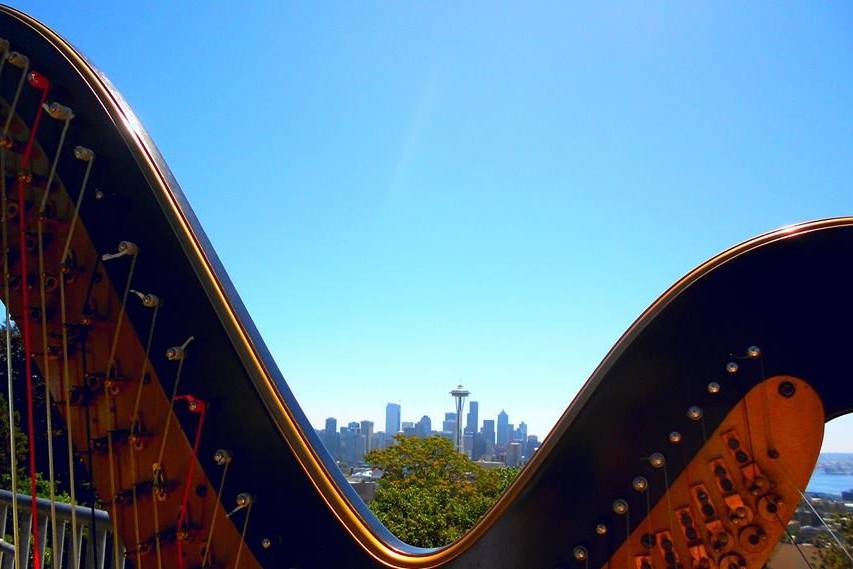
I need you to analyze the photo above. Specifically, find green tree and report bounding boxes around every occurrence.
[365,435,519,547]
[816,514,853,569]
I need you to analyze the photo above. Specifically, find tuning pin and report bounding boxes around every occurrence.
[227,492,254,516]
[707,382,721,394]
[649,453,666,468]
[595,523,607,536]
[726,362,739,374]
[612,499,628,515]
[632,477,648,492]
[687,406,703,421]
[7,51,29,68]
[572,546,588,562]
[166,336,194,361]
[668,431,682,444]
[44,102,74,121]
[74,146,94,161]
[747,345,761,358]
[102,240,138,261]
[131,289,161,308]
[214,449,232,466]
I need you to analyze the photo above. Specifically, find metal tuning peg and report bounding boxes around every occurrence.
[74,145,94,162]
[102,240,138,261]
[131,289,161,308]
[44,101,74,121]
[166,336,195,361]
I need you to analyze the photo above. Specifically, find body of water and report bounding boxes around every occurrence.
[807,470,853,497]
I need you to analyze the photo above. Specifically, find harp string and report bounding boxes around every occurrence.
[152,336,194,569]
[103,250,139,569]
[17,71,51,569]
[2,137,22,569]
[58,148,94,569]
[128,299,160,569]
[2,51,29,569]
[36,105,72,569]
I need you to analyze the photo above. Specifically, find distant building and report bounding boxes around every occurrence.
[370,431,384,452]
[517,421,528,443]
[341,422,366,465]
[482,420,496,456]
[442,412,457,435]
[525,435,539,461]
[402,421,416,437]
[416,415,432,438]
[385,403,401,437]
[360,420,374,452]
[466,401,479,435]
[506,441,522,467]
[463,433,474,457]
[323,417,340,458]
[497,411,509,449]
[471,432,485,460]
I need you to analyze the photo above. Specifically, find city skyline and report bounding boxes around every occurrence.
[314,396,539,446]
[317,394,539,468]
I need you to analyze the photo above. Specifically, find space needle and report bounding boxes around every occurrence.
[450,384,471,454]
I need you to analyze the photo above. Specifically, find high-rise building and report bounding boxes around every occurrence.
[360,420,374,452]
[442,412,457,435]
[482,419,496,456]
[323,417,340,458]
[416,415,432,438]
[506,441,522,467]
[517,421,528,442]
[472,432,486,460]
[402,421,416,437]
[497,410,509,449]
[465,401,479,435]
[342,422,366,465]
[385,403,401,437]
[463,433,474,457]
[525,435,539,460]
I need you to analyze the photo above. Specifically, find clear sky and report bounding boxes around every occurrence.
[16,2,853,451]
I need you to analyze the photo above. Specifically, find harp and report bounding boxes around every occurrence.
[0,6,850,569]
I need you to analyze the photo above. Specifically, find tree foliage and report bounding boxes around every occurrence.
[816,514,853,569]
[365,435,519,548]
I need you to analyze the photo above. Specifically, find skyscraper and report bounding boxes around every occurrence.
[482,419,496,447]
[416,415,432,438]
[385,403,401,439]
[360,420,374,452]
[323,417,340,458]
[518,421,528,443]
[442,412,457,434]
[497,410,509,449]
[466,401,479,435]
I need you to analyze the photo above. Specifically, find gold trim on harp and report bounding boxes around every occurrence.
[4,6,851,567]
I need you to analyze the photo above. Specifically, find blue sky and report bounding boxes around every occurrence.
[17,2,853,450]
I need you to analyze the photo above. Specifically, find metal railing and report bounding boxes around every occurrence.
[0,490,124,569]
